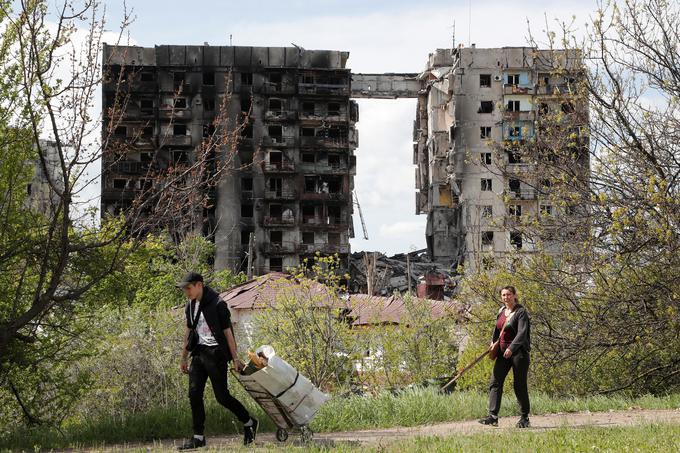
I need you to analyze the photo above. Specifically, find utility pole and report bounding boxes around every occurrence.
[406,252,412,295]
[247,232,254,279]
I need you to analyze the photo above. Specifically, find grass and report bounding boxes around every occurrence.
[2,388,680,451]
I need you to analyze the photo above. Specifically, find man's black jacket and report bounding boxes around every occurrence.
[184,285,233,361]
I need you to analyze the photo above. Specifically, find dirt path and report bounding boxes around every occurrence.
[94,408,680,451]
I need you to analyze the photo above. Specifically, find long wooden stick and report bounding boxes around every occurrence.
[441,347,492,390]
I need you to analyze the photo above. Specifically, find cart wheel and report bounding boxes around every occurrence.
[276,428,289,442]
[300,426,313,443]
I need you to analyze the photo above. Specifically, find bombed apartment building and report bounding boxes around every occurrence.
[414,46,588,271]
[101,44,358,274]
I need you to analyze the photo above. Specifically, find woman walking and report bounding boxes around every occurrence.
[478,285,531,428]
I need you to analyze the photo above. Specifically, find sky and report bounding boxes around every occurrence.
[72,0,598,255]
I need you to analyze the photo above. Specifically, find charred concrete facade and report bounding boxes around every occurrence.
[101,45,358,274]
[414,47,588,271]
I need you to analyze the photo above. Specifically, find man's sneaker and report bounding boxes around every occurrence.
[516,416,530,428]
[178,436,206,450]
[478,415,499,427]
[243,418,258,445]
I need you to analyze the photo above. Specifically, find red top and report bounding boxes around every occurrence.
[497,310,516,351]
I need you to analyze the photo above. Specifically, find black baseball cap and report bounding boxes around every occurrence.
[175,272,204,289]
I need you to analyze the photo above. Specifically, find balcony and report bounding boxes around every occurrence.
[262,216,296,227]
[261,241,297,254]
[300,216,348,229]
[297,243,349,254]
[536,84,571,96]
[264,110,297,121]
[503,110,535,122]
[108,161,151,175]
[264,189,297,200]
[505,162,535,173]
[300,136,350,149]
[506,189,537,200]
[262,82,296,95]
[159,108,192,120]
[262,135,297,148]
[300,191,349,202]
[299,157,356,175]
[159,135,192,147]
[298,83,349,96]
[503,84,534,95]
[262,161,295,173]
[298,111,349,122]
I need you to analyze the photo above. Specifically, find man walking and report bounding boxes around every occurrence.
[176,272,258,449]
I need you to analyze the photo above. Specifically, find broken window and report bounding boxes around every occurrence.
[269,257,283,272]
[509,126,521,138]
[304,176,317,193]
[510,231,523,249]
[302,232,314,244]
[174,98,187,109]
[302,102,315,115]
[240,97,251,113]
[301,127,315,137]
[140,71,154,82]
[328,206,342,223]
[482,231,494,246]
[140,152,153,162]
[269,204,282,218]
[202,72,215,86]
[538,103,550,115]
[479,74,491,87]
[241,230,252,245]
[241,123,253,138]
[202,124,215,138]
[302,205,315,217]
[113,178,127,189]
[328,154,341,168]
[540,204,553,216]
[269,98,283,112]
[241,72,253,86]
[269,150,283,166]
[480,126,491,139]
[142,126,153,137]
[171,150,188,164]
[301,73,314,84]
[268,125,283,137]
[327,102,340,116]
[140,99,154,114]
[173,124,187,135]
[241,203,253,218]
[302,153,316,163]
[481,178,493,191]
[270,230,283,245]
[173,71,185,87]
[204,98,215,111]
[478,101,493,114]
[507,100,520,112]
[114,126,127,137]
[268,177,282,193]
[481,153,492,165]
[482,205,493,218]
[269,73,282,84]
[507,74,520,85]
[509,204,522,217]
[507,151,521,164]
[241,177,253,191]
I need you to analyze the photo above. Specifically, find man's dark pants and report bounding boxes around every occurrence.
[189,345,250,435]
[488,348,530,418]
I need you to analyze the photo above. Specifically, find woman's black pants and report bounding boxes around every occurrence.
[488,349,530,418]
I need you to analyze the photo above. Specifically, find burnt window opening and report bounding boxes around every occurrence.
[328,154,341,167]
[269,257,283,272]
[241,203,253,218]
[269,150,283,165]
[481,178,493,191]
[114,126,127,137]
[480,126,491,139]
[268,177,282,194]
[301,73,315,84]
[301,127,315,137]
[327,178,342,193]
[328,205,342,223]
[174,98,187,109]
[479,101,493,114]
[202,72,215,86]
[304,176,317,193]
[481,152,492,165]
[204,98,215,111]
[268,125,283,137]
[302,102,315,115]
[302,232,314,245]
[113,178,127,189]
[241,230,252,245]
[140,152,154,162]
[270,230,283,245]
[269,99,283,112]
[241,72,253,86]
[482,231,494,245]
[507,74,520,85]
[173,124,187,135]
[507,100,520,112]
[202,124,216,138]
[302,205,315,217]
[327,102,341,116]
[302,153,316,163]
[241,177,253,191]
[142,126,153,137]
[241,123,253,138]
[510,231,523,249]
[509,178,521,196]
[269,204,282,217]
[480,74,492,87]
[171,150,188,164]
[269,73,282,84]
[140,71,154,82]
[240,97,251,113]
[173,71,185,88]
[507,151,522,164]
[140,99,154,114]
